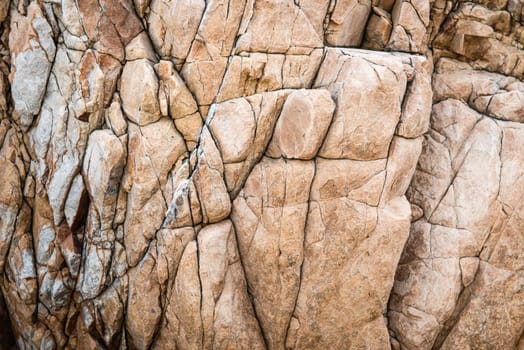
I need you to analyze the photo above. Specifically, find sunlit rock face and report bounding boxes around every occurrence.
[0,0,522,349]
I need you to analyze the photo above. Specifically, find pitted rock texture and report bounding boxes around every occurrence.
[0,0,522,349]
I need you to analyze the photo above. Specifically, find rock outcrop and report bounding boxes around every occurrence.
[0,0,522,349]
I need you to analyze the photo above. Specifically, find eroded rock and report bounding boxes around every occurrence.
[0,1,522,349]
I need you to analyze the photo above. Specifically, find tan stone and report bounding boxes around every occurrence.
[217,50,324,101]
[208,98,256,163]
[325,0,372,46]
[460,257,479,287]
[291,196,411,348]
[124,119,186,266]
[156,60,200,120]
[125,248,162,349]
[198,220,266,349]
[125,32,157,62]
[120,59,161,126]
[232,158,315,349]
[390,62,524,350]
[148,0,205,63]
[363,8,393,50]
[153,239,202,349]
[189,0,247,59]
[267,89,335,160]
[105,98,128,136]
[380,136,423,204]
[314,48,408,160]
[439,263,523,350]
[236,0,323,54]
[0,159,22,274]
[1,1,523,349]
[191,127,231,224]
[207,91,290,196]
[388,0,430,53]
[83,130,125,230]
[397,56,433,138]
[181,57,229,106]
[311,158,386,206]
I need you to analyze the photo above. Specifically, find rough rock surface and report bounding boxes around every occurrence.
[0,0,522,349]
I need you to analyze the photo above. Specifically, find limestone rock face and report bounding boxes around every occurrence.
[0,0,522,349]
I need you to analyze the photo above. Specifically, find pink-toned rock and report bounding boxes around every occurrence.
[325,0,372,46]
[236,0,323,54]
[0,1,522,349]
[83,130,126,230]
[123,118,186,266]
[232,158,315,349]
[363,7,393,50]
[208,91,290,196]
[314,48,408,160]
[390,60,524,349]
[208,98,256,163]
[120,59,161,126]
[125,248,162,349]
[291,195,412,348]
[191,127,231,224]
[148,0,205,64]
[153,239,202,349]
[156,60,203,149]
[267,89,335,160]
[198,220,266,349]
[388,0,430,53]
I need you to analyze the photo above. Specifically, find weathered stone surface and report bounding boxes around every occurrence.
[217,50,324,102]
[151,227,198,349]
[121,59,161,126]
[0,0,522,349]
[325,0,372,46]
[433,2,524,78]
[267,89,335,160]
[208,90,290,196]
[148,0,205,64]
[389,60,524,350]
[363,8,393,50]
[433,63,524,122]
[123,118,186,266]
[387,0,430,53]
[83,130,125,230]
[10,3,56,129]
[198,220,266,349]
[291,195,411,348]
[232,158,315,349]
[314,49,409,160]
[156,60,202,150]
[236,0,324,54]
[191,126,231,224]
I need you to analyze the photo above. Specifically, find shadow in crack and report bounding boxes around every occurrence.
[0,292,16,350]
